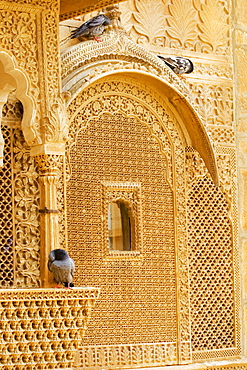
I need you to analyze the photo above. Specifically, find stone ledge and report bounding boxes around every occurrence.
[111,359,247,370]
[0,287,100,369]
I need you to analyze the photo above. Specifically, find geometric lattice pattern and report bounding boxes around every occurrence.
[0,124,14,287]
[66,112,177,351]
[187,176,235,355]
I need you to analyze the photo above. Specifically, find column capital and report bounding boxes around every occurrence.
[30,143,65,157]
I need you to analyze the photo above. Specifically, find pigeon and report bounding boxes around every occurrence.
[70,14,111,42]
[158,56,194,75]
[48,249,75,288]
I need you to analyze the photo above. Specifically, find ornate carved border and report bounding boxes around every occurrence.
[79,341,177,368]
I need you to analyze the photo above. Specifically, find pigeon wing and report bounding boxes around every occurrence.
[162,57,179,70]
[70,258,75,277]
[48,259,52,272]
[48,250,55,272]
[71,15,108,38]
[49,260,73,285]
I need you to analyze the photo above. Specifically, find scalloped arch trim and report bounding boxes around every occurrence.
[61,31,219,185]
[0,50,37,146]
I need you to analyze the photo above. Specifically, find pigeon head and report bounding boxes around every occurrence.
[102,15,111,26]
[184,58,194,74]
[51,249,69,261]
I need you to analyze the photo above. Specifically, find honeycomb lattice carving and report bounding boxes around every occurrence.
[187,175,235,355]
[0,287,100,369]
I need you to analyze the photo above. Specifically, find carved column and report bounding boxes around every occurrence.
[35,154,63,287]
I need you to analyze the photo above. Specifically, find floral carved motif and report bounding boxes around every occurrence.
[166,0,198,50]
[0,117,40,288]
[132,0,166,45]
[188,84,234,128]
[119,0,230,54]
[13,129,40,287]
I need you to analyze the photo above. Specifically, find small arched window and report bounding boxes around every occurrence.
[108,201,132,251]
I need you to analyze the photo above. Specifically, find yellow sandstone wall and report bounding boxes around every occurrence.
[59,0,247,367]
[233,0,247,359]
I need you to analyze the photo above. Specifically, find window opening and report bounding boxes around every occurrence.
[108,201,131,251]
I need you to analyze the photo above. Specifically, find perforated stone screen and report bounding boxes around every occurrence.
[66,113,177,348]
[187,176,235,360]
[0,124,14,287]
[65,77,239,367]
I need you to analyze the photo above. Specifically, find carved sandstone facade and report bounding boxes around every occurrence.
[0,0,246,369]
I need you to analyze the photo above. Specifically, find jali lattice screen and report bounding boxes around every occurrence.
[0,100,40,289]
[65,77,239,368]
